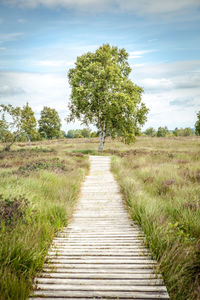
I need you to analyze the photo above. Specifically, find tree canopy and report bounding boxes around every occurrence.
[21,102,37,141]
[38,106,61,139]
[195,111,200,136]
[67,44,148,150]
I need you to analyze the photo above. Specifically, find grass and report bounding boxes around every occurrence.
[0,136,200,300]
[0,142,89,300]
[111,136,200,300]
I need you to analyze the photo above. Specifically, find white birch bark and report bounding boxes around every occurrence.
[98,123,106,151]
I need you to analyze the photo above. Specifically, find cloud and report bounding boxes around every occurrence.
[130,60,200,129]
[3,0,200,16]
[129,50,155,59]
[170,98,195,107]
[17,18,27,24]
[0,32,23,44]
[116,0,200,16]
[39,60,74,67]
[0,71,72,130]
[0,84,25,96]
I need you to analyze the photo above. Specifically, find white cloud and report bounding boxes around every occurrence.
[3,0,200,16]
[0,71,71,129]
[132,64,145,68]
[131,60,200,129]
[17,18,27,23]
[39,60,74,67]
[116,0,200,16]
[129,50,155,59]
[0,32,23,44]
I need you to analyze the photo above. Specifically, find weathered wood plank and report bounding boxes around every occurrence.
[35,283,167,292]
[35,278,164,286]
[38,273,162,279]
[30,290,169,299]
[42,268,156,274]
[45,259,156,264]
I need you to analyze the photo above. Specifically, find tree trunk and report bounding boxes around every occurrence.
[98,123,106,151]
[3,134,18,151]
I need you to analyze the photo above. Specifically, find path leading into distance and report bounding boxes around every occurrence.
[30,156,169,299]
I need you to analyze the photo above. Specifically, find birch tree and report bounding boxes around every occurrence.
[67,44,148,151]
[0,103,38,150]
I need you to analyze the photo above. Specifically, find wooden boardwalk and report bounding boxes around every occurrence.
[30,156,169,299]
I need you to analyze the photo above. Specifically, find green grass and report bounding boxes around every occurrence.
[0,143,89,300]
[111,137,200,300]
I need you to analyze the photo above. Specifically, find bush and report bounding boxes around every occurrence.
[0,194,29,226]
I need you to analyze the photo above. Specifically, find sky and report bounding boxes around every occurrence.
[0,0,200,131]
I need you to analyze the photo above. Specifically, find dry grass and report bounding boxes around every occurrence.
[111,136,200,300]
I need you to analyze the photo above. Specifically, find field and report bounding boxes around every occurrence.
[0,136,200,300]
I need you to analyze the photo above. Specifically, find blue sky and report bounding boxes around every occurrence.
[0,0,200,131]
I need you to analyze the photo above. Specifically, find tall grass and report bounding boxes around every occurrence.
[0,143,89,299]
[111,137,200,300]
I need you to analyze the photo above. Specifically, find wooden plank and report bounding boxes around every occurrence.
[42,268,156,274]
[38,273,162,279]
[30,298,166,300]
[35,278,164,286]
[35,283,167,292]
[47,252,151,262]
[45,259,156,264]
[43,263,156,269]
[31,290,169,299]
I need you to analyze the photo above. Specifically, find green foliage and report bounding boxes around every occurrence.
[21,103,37,141]
[0,104,25,150]
[0,103,39,149]
[68,44,148,150]
[144,127,156,136]
[38,106,61,139]
[14,159,68,176]
[66,128,91,138]
[157,126,169,137]
[195,111,200,135]
[173,127,193,136]
[0,194,29,226]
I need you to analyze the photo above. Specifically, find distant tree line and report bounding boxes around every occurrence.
[1,102,200,151]
[144,126,195,137]
[0,103,63,150]
[0,103,98,151]
[66,129,98,139]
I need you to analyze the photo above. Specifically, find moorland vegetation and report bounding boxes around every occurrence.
[0,136,199,299]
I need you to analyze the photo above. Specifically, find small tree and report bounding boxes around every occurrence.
[195,111,200,136]
[66,130,75,138]
[21,102,37,141]
[38,106,61,139]
[157,126,169,137]
[0,104,25,151]
[144,127,156,137]
[81,128,91,138]
[67,44,148,151]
